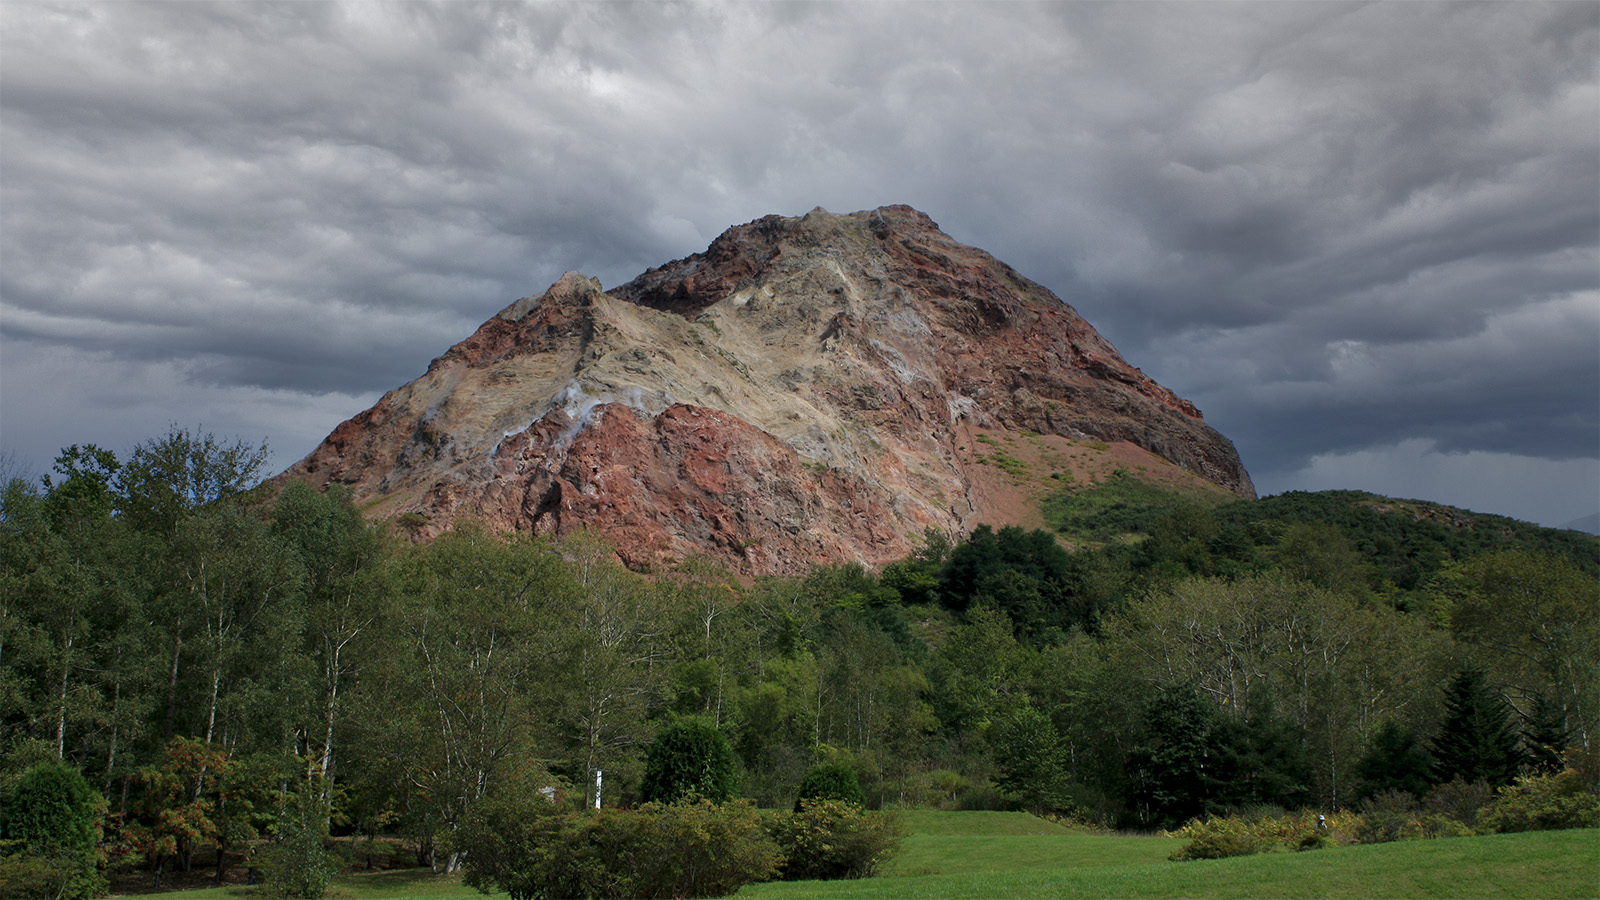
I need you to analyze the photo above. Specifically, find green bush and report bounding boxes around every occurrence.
[794,761,865,811]
[460,793,573,900]
[1167,817,1268,861]
[767,799,903,881]
[640,718,739,804]
[1480,767,1600,833]
[1170,830,1267,861]
[2,762,100,854]
[462,797,781,900]
[0,762,105,900]
[1169,811,1356,857]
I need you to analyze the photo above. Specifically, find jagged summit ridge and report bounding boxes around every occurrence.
[285,205,1253,574]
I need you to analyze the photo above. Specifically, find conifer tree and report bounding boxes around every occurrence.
[1430,667,1523,787]
[1521,693,1571,775]
[1355,720,1433,799]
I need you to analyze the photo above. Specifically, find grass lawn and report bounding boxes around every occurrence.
[116,867,478,900]
[127,812,1598,900]
[739,814,1599,900]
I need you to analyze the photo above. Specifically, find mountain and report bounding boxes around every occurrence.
[1560,512,1600,536]
[282,205,1253,574]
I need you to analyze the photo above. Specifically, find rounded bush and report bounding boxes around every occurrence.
[767,800,903,881]
[0,762,105,900]
[1169,830,1266,861]
[3,761,99,853]
[794,761,864,811]
[640,718,739,804]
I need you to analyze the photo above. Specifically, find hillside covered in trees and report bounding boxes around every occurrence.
[2,429,1595,893]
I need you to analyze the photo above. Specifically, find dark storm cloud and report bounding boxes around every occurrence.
[1,1,1595,526]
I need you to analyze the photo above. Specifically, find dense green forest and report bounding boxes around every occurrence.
[2,429,1595,889]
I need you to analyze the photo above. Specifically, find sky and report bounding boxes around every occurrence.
[2,1,1597,531]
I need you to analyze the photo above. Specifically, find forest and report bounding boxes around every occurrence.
[2,428,1596,895]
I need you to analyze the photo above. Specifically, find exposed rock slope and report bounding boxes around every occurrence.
[285,205,1253,574]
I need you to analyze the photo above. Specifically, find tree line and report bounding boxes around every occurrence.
[2,428,1595,894]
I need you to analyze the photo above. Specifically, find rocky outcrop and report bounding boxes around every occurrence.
[284,205,1253,574]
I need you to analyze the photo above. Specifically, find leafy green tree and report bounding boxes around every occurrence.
[1442,550,1599,749]
[941,525,1074,629]
[40,445,120,527]
[641,718,739,804]
[1430,667,1524,787]
[990,704,1067,811]
[4,449,157,785]
[1218,692,1310,810]
[270,481,386,794]
[359,528,562,870]
[929,604,1027,739]
[552,534,668,808]
[166,504,307,748]
[261,779,337,900]
[731,654,820,806]
[116,427,268,537]
[1275,522,1366,596]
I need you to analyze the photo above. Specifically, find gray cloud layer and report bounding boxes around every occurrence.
[2,1,1596,527]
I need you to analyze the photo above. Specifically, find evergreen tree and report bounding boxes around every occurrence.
[1521,693,1571,775]
[1430,667,1523,787]
[1355,720,1433,800]
[1221,692,1310,809]
[1126,682,1224,828]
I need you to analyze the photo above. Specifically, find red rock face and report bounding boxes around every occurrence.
[282,205,1254,574]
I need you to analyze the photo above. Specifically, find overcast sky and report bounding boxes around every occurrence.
[2,1,1596,530]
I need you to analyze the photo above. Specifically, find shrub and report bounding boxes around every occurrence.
[1421,778,1495,830]
[1167,816,1268,861]
[1169,810,1356,856]
[260,785,338,899]
[462,797,781,900]
[767,800,903,881]
[460,793,575,900]
[617,800,782,898]
[0,762,106,900]
[3,762,101,854]
[1170,830,1267,861]
[1351,789,1475,844]
[1480,766,1600,833]
[1353,790,1419,844]
[1295,831,1327,851]
[794,761,865,811]
[640,718,739,804]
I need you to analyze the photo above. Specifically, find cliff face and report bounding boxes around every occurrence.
[284,205,1253,574]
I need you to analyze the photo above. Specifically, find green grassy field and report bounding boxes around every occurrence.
[128,812,1598,900]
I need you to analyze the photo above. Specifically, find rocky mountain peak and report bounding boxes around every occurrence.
[284,205,1253,574]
